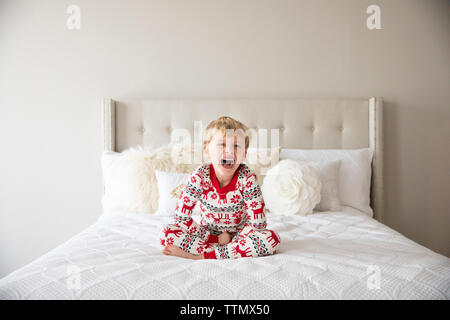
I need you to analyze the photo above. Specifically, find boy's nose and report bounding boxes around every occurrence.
[223,144,232,152]
[223,148,235,158]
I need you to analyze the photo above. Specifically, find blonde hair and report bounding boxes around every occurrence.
[203,116,250,150]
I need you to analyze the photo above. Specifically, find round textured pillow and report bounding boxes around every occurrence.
[261,159,322,215]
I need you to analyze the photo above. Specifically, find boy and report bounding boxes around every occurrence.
[159,116,280,259]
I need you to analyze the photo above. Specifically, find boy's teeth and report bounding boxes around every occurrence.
[221,159,234,166]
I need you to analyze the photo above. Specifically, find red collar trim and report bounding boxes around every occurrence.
[209,163,241,194]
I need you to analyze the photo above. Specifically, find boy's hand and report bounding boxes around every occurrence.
[218,231,232,246]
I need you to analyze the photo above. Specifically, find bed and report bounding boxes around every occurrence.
[0,97,449,299]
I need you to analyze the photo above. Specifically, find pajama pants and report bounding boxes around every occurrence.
[159,218,281,259]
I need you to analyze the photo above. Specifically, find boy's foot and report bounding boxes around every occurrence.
[162,245,204,260]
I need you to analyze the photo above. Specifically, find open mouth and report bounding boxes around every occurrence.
[220,158,235,169]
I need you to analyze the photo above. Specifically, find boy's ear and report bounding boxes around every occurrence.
[203,143,209,159]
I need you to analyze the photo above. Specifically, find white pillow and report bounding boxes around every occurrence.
[244,146,281,186]
[154,170,201,216]
[292,160,342,212]
[261,159,322,216]
[279,148,374,216]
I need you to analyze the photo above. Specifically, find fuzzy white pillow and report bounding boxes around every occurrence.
[101,143,203,214]
[261,159,322,215]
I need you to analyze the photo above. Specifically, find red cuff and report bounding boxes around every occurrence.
[207,234,219,244]
[204,250,217,259]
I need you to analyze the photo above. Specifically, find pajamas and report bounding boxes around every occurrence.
[159,163,281,259]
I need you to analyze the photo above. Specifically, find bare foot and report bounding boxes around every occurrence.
[162,245,204,260]
[218,231,233,245]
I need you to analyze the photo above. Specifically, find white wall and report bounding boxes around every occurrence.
[1,0,449,278]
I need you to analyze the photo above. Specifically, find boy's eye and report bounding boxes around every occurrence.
[216,143,241,148]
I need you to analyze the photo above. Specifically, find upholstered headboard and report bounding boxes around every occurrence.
[102,97,383,221]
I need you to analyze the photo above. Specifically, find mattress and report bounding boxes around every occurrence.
[0,206,449,299]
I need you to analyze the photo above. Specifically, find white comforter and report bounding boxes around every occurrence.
[0,207,449,299]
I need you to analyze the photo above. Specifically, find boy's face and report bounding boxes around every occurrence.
[204,130,247,178]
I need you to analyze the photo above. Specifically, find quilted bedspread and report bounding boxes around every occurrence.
[0,207,449,299]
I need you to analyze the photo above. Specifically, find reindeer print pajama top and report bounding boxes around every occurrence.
[159,163,281,259]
